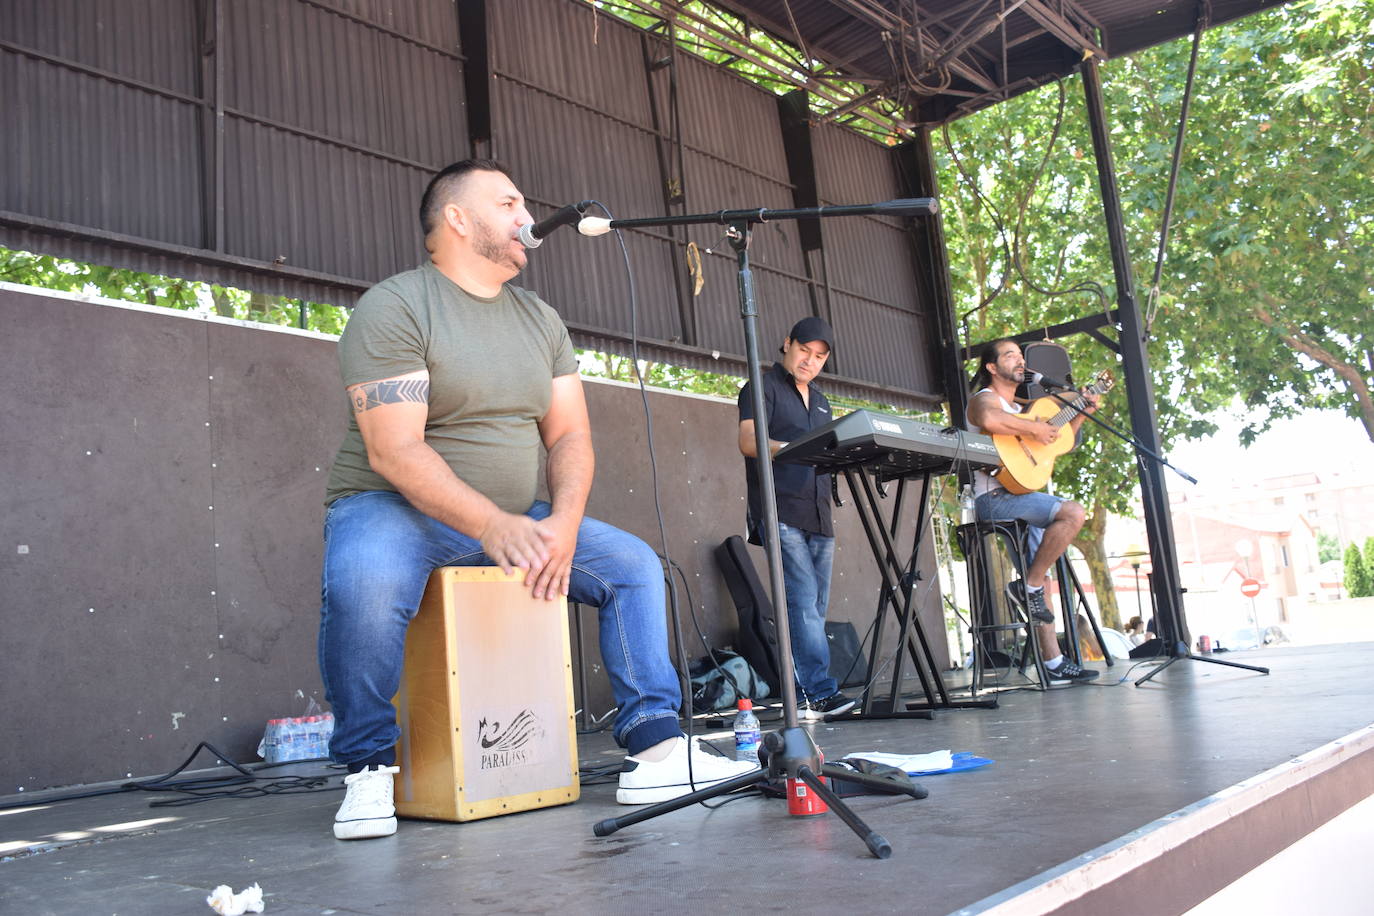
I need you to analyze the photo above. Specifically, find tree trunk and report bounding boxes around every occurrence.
[1073,507,1120,630]
[213,289,236,318]
[1252,299,1374,443]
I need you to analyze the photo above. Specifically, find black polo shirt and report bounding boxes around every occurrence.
[738,361,834,544]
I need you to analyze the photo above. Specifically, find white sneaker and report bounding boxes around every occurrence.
[616,737,759,805]
[334,765,400,840]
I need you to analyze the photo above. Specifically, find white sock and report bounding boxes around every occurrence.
[1045,654,1064,670]
[1027,583,1044,594]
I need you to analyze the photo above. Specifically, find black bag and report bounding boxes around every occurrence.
[688,652,771,713]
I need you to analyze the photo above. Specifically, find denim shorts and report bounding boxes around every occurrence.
[975,488,1065,529]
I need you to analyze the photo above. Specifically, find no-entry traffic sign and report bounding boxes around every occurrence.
[1240,577,1262,598]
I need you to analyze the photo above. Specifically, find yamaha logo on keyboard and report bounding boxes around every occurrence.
[873,419,903,434]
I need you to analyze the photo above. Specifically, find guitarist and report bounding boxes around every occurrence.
[967,339,1102,683]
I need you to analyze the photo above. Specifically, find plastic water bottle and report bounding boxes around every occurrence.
[733,698,761,763]
[295,716,313,760]
[258,718,282,762]
[320,712,335,758]
[303,716,322,759]
[959,484,976,525]
[283,717,304,761]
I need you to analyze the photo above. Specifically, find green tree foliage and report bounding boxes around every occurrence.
[1344,543,1371,598]
[1364,536,1374,580]
[1120,0,1374,444]
[935,0,1374,624]
[0,246,348,336]
[1316,531,1342,564]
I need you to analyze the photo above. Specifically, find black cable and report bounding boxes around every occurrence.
[1145,7,1209,336]
[664,555,753,710]
[585,201,745,804]
[0,742,341,812]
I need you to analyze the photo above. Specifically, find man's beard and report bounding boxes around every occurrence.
[472,215,525,274]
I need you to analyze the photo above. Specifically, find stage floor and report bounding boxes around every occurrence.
[4,642,1373,915]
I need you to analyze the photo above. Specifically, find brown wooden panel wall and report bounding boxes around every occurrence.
[0,284,943,791]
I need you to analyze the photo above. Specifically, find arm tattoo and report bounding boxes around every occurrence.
[351,378,430,413]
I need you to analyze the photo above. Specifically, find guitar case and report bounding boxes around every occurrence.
[713,535,783,694]
[1016,339,1074,402]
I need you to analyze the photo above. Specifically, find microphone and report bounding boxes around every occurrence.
[518,201,593,248]
[1025,370,1072,390]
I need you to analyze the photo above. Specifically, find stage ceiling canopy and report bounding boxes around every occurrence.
[612,0,1294,134]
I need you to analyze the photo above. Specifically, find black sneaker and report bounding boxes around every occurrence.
[1007,580,1055,623]
[799,692,856,720]
[1046,660,1099,682]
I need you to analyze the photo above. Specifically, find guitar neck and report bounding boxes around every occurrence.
[1046,386,1103,428]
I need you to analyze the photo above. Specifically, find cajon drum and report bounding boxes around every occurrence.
[392,567,579,821]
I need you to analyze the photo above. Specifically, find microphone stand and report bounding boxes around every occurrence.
[1038,385,1269,684]
[591,199,938,857]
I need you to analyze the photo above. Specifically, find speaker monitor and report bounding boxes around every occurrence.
[392,567,580,822]
[1017,339,1074,401]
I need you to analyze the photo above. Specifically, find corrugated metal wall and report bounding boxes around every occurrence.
[812,122,938,398]
[0,0,464,298]
[1,0,944,408]
[1,0,204,242]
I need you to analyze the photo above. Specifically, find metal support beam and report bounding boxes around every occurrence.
[896,131,967,426]
[1022,0,1105,57]
[457,0,492,149]
[1080,58,1190,649]
[777,90,833,362]
[641,28,697,346]
[961,309,1120,361]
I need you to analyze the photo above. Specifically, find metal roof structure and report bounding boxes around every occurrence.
[1,0,1295,410]
[597,0,1293,136]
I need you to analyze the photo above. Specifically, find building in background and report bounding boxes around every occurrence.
[1108,464,1374,648]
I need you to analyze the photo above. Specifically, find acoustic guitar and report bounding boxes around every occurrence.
[991,370,1115,494]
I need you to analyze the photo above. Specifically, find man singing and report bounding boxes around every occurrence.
[319,160,753,840]
[966,338,1102,683]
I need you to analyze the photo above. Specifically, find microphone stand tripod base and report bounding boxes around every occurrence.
[591,725,922,860]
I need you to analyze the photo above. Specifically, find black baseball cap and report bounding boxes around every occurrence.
[782,316,834,354]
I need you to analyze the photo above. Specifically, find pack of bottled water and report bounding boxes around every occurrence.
[257,712,334,763]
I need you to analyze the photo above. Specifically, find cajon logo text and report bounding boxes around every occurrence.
[477,709,544,769]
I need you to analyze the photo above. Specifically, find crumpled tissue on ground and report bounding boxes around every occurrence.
[205,882,265,915]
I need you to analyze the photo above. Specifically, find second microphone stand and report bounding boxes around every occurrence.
[1039,383,1269,686]
[592,201,938,857]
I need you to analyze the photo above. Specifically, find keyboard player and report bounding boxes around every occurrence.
[737,317,857,720]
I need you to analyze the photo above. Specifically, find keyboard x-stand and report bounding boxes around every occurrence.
[775,410,1001,717]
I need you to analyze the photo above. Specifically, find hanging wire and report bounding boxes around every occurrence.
[891,1,953,97]
[1144,1,1211,336]
[942,79,1107,357]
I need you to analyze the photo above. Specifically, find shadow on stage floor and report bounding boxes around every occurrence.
[4,642,1373,915]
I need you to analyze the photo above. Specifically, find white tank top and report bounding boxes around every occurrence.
[966,387,1020,496]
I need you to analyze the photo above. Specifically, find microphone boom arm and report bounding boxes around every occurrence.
[578,198,937,235]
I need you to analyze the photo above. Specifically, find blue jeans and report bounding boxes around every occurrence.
[974,489,1066,568]
[776,522,838,701]
[318,491,682,766]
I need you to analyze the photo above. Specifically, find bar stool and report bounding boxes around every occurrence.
[955,519,1050,695]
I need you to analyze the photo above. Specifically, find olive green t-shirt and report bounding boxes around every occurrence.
[325,262,579,512]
